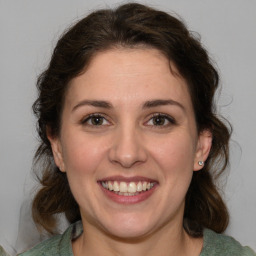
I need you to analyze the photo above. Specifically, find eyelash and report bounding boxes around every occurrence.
[81,113,110,126]
[145,113,176,127]
[80,113,176,127]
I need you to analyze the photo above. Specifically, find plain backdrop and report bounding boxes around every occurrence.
[0,0,256,254]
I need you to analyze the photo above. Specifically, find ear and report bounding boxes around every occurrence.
[47,127,65,172]
[193,129,212,171]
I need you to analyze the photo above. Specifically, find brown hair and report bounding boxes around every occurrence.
[32,3,231,236]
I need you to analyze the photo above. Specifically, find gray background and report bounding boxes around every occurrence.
[0,0,255,254]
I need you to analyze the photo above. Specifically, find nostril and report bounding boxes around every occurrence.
[108,129,148,167]
[108,146,147,168]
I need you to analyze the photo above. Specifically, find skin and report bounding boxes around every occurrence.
[48,48,212,256]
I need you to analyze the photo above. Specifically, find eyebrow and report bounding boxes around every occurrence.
[72,99,185,112]
[72,100,113,112]
[142,99,185,111]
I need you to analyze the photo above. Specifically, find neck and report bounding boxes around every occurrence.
[72,220,203,256]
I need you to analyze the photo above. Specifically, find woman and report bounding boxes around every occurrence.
[18,3,255,255]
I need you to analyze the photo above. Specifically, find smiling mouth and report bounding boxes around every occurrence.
[100,181,156,196]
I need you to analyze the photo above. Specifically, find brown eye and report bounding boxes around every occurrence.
[90,116,104,125]
[82,114,109,126]
[152,116,166,126]
[146,114,176,127]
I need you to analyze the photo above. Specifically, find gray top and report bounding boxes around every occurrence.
[17,221,256,256]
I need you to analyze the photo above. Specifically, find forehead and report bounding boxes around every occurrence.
[66,48,192,109]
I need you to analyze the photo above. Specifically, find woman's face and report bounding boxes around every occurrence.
[49,48,211,239]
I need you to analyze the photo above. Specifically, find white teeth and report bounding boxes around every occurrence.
[137,181,142,192]
[101,180,155,194]
[120,182,128,193]
[108,181,113,191]
[142,181,147,191]
[113,181,119,192]
[127,182,136,193]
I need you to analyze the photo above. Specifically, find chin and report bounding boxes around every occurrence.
[99,214,155,240]
[105,225,152,240]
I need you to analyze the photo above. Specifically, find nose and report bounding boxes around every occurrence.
[108,125,147,168]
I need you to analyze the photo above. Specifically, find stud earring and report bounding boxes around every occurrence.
[198,161,204,166]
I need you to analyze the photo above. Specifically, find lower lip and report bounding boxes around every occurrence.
[99,183,158,204]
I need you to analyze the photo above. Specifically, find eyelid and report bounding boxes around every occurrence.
[80,112,176,127]
[144,113,176,126]
[81,113,111,126]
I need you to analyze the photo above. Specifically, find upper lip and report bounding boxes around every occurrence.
[98,175,158,183]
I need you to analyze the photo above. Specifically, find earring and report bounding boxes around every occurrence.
[198,161,204,166]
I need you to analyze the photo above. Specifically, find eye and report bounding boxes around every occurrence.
[146,113,175,127]
[81,114,110,126]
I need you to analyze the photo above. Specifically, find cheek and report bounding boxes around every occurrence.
[150,133,196,174]
[61,135,107,177]
[146,134,196,216]
[61,135,109,208]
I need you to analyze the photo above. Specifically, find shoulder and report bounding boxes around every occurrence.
[17,233,63,256]
[0,246,9,256]
[201,229,256,256]
[17,221,83,256]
